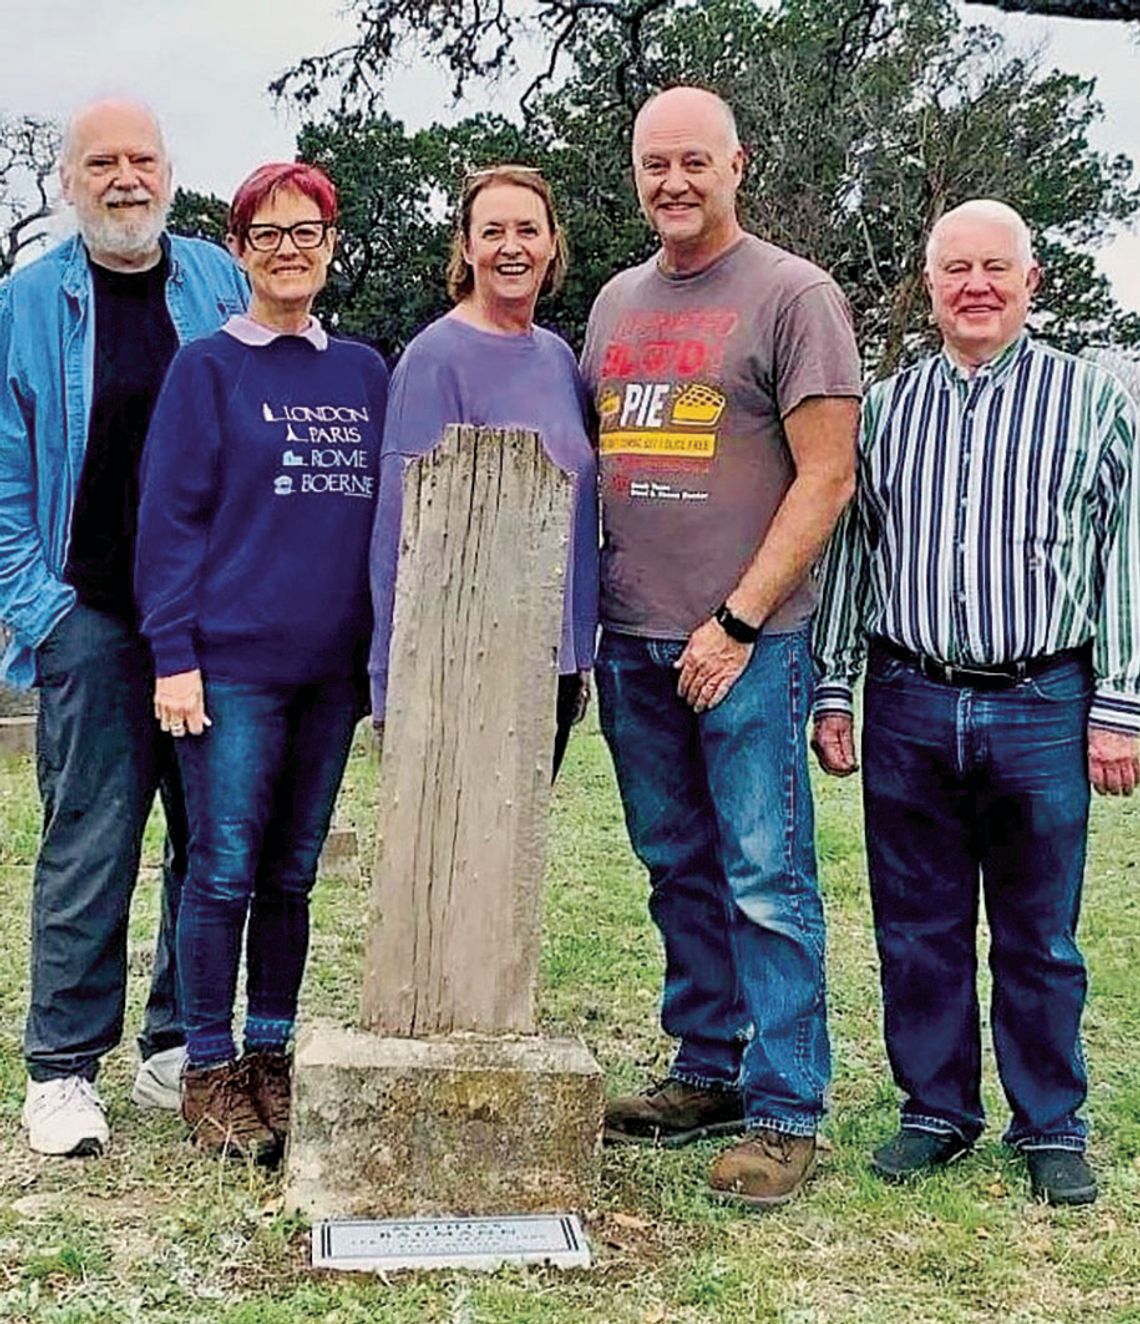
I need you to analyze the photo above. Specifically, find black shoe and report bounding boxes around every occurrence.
[1026,1149,1097,1206]
[871,1128,971,1181]
[604,1077,746,1148]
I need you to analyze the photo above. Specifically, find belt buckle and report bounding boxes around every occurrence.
[917,655,954,684]
[922,657,957,684]
[959,661,1020,687]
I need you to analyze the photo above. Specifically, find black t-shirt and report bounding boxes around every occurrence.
[63,249,179,620]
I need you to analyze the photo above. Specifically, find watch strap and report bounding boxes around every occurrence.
[714,602,760,644]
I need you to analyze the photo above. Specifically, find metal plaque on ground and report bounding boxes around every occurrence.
[312,1212,591,1273]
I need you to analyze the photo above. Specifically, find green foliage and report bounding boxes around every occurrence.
[228,0,1140,368]
[268,106,653,354]
[297,111,453,357]
[167,186,229,246]
[555,0,1140,370]
[274,0,1140,131]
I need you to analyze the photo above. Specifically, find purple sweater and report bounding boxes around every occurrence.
[369,314,599,718]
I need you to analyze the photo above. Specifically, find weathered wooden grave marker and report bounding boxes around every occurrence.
[286,427,603,1220]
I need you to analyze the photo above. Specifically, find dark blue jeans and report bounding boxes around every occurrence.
[26,603,185,1081]
[175,677,359,1068]
[862,643,1092,1151]
[596,627,828,1136]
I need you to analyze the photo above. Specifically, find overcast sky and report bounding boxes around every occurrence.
[5,0,1139,311]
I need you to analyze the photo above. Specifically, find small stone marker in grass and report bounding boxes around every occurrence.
[285,427,604,1224]
[311,1212,591,1273]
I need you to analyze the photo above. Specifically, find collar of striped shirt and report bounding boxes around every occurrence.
[812,334,1140,735]
[937,333,1030,391]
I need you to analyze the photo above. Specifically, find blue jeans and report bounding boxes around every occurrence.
[862,643,1092,1151]
[26,603,185,1081]
[596,627,828,1136]
[175,677,359,1067]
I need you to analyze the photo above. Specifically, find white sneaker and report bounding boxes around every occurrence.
[22,1076,110,1156]
[131,1044,187,1110]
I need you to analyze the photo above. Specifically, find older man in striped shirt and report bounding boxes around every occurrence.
[813,199,1140,1207]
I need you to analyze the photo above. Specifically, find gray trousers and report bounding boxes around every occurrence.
[24,602,185,1081]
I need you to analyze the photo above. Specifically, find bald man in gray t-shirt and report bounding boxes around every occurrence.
[580,86,861,1209]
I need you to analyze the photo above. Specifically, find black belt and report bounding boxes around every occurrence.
[873,638,1086,690]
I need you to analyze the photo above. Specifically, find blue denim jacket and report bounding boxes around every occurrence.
[0,234,248,686]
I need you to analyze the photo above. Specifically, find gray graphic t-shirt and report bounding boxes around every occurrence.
[581,234,862,639]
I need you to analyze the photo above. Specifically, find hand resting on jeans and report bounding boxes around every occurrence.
[154,669,211,736]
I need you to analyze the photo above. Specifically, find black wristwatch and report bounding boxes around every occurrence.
[714,601,760,645]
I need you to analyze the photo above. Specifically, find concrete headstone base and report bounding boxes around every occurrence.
[284,1023,604,1221]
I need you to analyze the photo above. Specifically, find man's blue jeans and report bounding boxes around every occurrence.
[25,603,185,1081]
[595,627,829,1136]
[174,677,359,1068]
[862,643,1092,1151]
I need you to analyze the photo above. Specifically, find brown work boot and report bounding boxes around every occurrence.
[707,1129,817,1207]
[245,1050,292,1144]
[604,1077,746,1148]
[180,1059,279,1165]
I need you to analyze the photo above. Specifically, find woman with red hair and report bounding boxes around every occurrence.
[135,162,388,1161]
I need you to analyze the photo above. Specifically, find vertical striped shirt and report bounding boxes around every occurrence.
[813,334,1140,734]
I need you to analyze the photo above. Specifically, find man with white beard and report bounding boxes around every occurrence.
[0,98,247,1156]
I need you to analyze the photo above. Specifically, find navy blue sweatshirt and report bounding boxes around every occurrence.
[135,328,388,686]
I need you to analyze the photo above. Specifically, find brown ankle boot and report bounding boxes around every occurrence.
[604,1078,746,1147]
[707,1129,818,1207]
[180,1059,278,1164]
[244,1051,292,1143]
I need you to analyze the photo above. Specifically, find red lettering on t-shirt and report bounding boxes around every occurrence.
[600,341,638,379]
[641,341,672,375]
[676,340,708,376]
[599,335,726,381]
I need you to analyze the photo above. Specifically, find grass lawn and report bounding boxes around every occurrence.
[1,715,1139,1322]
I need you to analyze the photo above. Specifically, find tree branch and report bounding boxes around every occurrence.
[966,0,1140,18]
[273,0,674,117]
[0,114,60,277]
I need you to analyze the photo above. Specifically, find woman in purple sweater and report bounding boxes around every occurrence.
[369,165,598,775]
[136,164,387,1162]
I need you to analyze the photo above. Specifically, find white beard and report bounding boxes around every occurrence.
[75,188,170,262]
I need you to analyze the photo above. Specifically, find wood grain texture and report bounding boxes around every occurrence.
[362,426,574,1035]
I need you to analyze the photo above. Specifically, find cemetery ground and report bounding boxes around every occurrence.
[1,717,1139,1324]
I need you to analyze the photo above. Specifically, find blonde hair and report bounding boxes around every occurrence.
[446,165,568,303]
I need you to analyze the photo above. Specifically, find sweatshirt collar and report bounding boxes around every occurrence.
[222,313,328,351]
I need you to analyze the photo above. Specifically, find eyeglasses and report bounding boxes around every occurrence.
[244,220,331,252]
